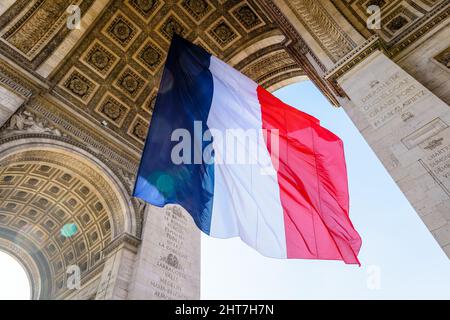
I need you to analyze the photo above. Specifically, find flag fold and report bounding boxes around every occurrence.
[133,35,362,265]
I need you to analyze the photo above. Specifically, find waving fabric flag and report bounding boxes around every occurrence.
[133,35,362,265]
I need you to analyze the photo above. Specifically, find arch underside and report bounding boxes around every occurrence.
[0,2,313,298]
[0,0,336,300]
[0,238,43,300]
[0,0,448,299]
[0,0,309,153]
[0,138,136,299]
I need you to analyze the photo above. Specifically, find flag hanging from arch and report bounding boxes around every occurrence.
[134,35,362,265]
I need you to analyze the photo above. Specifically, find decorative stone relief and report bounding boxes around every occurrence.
[1,110,64,137]
[95,93,130,127]
[157,12,189,43]
[331,0,446,44]
[128,114,149,144]
[0,158,113,298]
[284,0,356,62]
[231,1,264,31]
[142,89,157,114]
[59,68,99,104]
[1,0,82,60]
[125,0,163,22]
[102,10,142,51]
[179,0,214,23]
[207,18,241,49]
[81,40,120,79]
[134,38,165,75]
[242,50,298,84]
[114,66,147,101]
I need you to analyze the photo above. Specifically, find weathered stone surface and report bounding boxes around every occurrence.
[128,205,201,300]
[338,50,450,258]
[0,0,448,300]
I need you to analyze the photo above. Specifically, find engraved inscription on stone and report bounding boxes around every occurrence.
[339,51,431,129]
[359,72,428,128]
[147,206,199,300]
[401,118,448,150]
[420,128,450,193]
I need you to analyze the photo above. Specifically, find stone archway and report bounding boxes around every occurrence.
[0,239,38,299]
[0,136,137,299]
[0,0,448,301]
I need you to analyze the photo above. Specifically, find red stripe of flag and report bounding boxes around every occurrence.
[258,86,362,265]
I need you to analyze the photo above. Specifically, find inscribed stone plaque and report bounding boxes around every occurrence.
[129,205,200,300]
[338,51,439,129]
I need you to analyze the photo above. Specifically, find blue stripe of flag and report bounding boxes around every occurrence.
[133,35,215,234]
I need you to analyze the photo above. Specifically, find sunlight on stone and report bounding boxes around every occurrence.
[0,251,31,300]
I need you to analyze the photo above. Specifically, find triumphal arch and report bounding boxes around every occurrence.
[0,0,448,299]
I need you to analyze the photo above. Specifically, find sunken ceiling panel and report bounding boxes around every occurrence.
[0,158,113,297]
[48,0,304,152]
[330,0,447,42]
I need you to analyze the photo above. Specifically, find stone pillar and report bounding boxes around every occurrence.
[127,205,201,300]
[95,234,140,300]
[327,44,450,258]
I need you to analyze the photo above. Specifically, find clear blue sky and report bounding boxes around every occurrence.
[0,81,449,300]
[201,80,450,299]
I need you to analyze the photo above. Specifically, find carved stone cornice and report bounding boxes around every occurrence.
[0,57,44,99]
[258,0,341,106]
[285,40,342,106]
[258,0,327,72]
[26,95,140,175]
[325,35,385,81]
[281,0,357,63]
[323,35,394,98]
[388,1,449,57]
[324,1,448,93]
[102,233,142,256]
[0,67,32,98]
[325,2,449,81]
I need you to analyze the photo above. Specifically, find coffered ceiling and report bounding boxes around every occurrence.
[0,0,306,153]
[0,153,113,298]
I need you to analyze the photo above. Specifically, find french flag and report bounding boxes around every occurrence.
[134,35,362,265]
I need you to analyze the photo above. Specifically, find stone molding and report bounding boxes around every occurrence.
[283,0,357,63]
[102,233,142,257]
